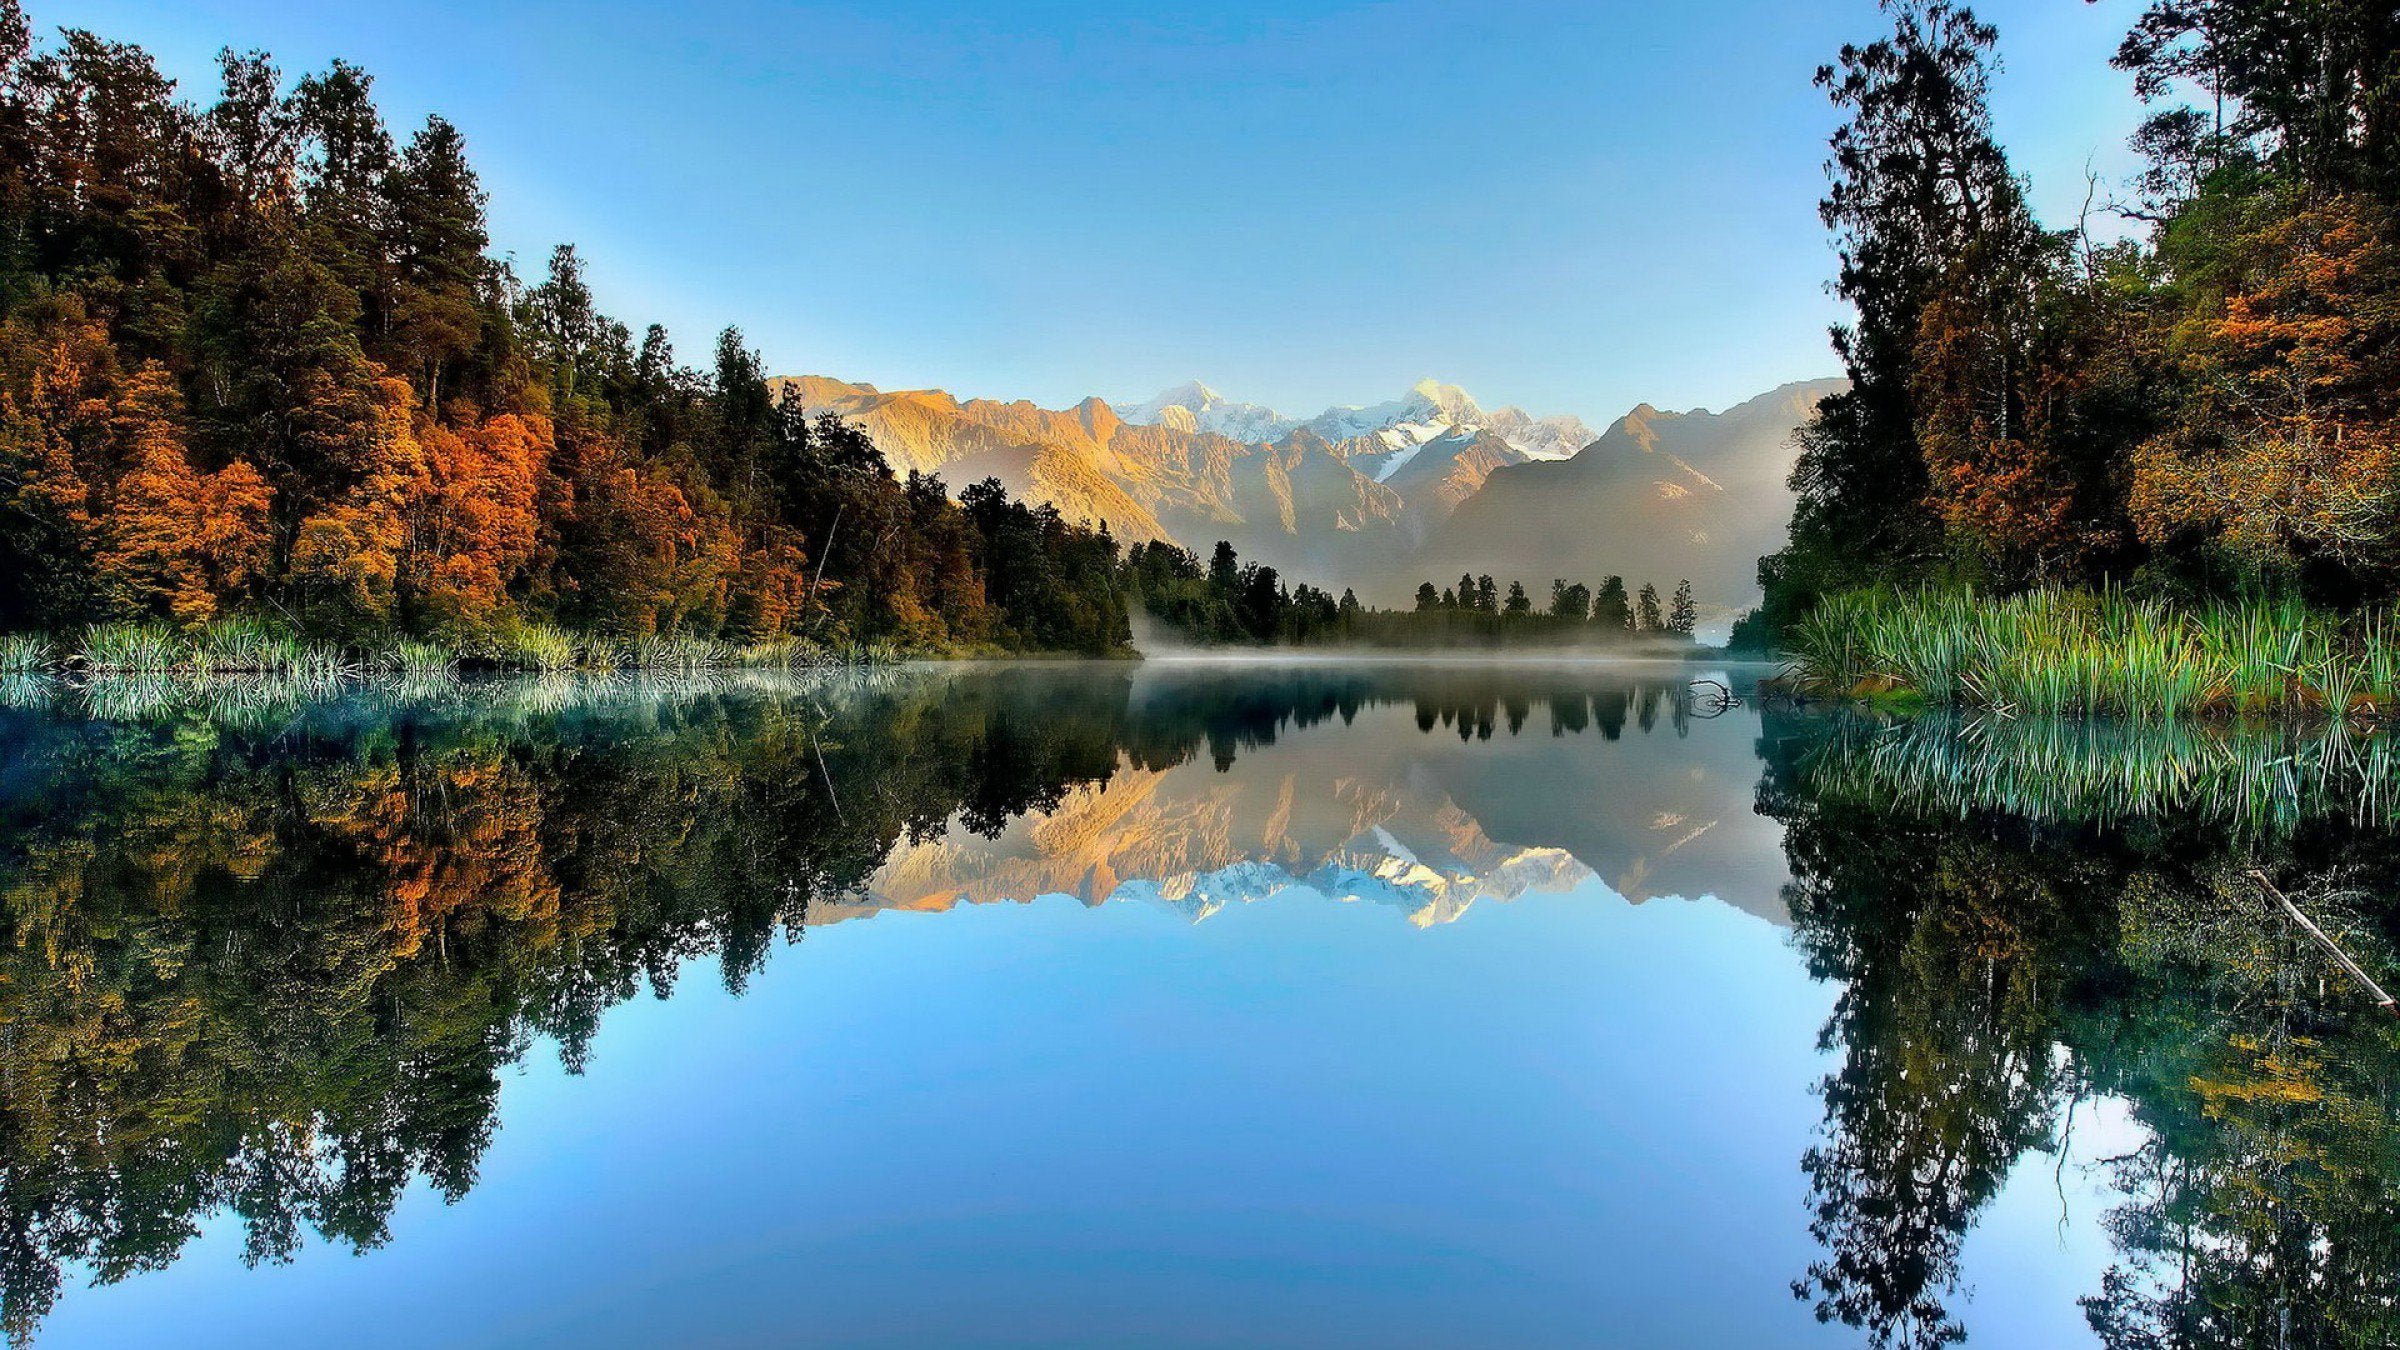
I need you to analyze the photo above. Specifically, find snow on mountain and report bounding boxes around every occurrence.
[1117,377,1598,464]
[1113,380,1298,444]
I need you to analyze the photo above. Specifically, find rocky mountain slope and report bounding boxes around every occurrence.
[771,372,1839,612]
[1418,379,1847,617]
[808,672,1789,929]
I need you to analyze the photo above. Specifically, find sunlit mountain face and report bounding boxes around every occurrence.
[4,664,2400,1349]
[835,664,1788,928]
[771,374,1834,612]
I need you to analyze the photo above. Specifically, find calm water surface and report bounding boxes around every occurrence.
[1,662,2394,1348]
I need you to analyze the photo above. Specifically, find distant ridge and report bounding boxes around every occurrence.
[772,373,1840,612]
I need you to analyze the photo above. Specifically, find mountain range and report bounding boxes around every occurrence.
[770,372,1842,618]
[810,668,1791,930]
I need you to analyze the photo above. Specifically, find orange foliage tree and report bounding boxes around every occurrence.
[97,365,272,625]
[2131,195,2400,586]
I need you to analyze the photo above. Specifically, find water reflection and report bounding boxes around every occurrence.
[1765,708,2400,1349]
[0,666,2394,1346]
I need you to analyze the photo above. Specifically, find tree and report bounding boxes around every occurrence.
[1636,582,1664,631]
[1504,580,1531,616]
[387,115,487,405]
[1594,576,1631,630]
[1767,1,2026,613]
[1668,580,1697,635]
[1414,581,1439,613]
[1475,574,1498,614]
[1209,540,1240,591]
[2114,0,2400,199]
[97,365,270,625]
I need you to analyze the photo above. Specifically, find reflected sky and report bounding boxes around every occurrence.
[5,662,2391,1348]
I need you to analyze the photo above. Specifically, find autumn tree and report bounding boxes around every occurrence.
[97,364,270,624]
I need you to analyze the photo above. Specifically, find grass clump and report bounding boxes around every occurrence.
[1787,586,2400,720]
[483,623,579,673]
[381,638,459,676]
[0,634,51,674]
[76,622,182,673]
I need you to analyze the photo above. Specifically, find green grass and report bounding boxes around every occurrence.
[76,622,184,673]
[14,618,897,684]
[1787,587,2400,720]
[380,638,459,676]
[0,634,51,674]
[1801,709,2400,836]
[481,623,580,673]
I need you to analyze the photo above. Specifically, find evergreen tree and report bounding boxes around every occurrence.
[1636,582,1664,632]
[1209,540,1239,591]
[1669,580,1697,635]
[1594,576,1631,630]
[1764,1,2026,615]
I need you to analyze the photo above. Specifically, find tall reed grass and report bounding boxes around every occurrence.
[1801,709,2400,836]
[0,633,50,674]
[1788,587,2400,719]
[11,620,897,685]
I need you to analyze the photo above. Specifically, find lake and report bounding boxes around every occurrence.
[0,661,2392,1349]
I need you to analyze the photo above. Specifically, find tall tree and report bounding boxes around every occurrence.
[1770,1,2025,607]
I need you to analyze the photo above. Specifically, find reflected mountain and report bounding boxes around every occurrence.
[840,664,1789,927]
[1,667,2398,1347]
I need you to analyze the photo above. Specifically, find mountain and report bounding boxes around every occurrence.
[1119,376,1598,469]
[773,374,1568,582]
[809,666,1790,930]
[771,372,1837,614]
[1113,380,1297,443]
[1418,379,1847,620]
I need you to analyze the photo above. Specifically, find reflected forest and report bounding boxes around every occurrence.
[0,667,2392,1345]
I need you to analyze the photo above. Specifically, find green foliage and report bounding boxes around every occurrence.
[1127,540,1700,650]
[1759,0,2400,643]
[74,622,182,673]
[0,635,48,674]
[0,4,1127,660]
[1788,586,2400,718]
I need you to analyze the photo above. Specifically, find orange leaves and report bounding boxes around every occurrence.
[1907,265,2097,583]
[95,365,275,626]
[2132,194,2400,576]
[2132,417,2400,569]
[404,410,552,632]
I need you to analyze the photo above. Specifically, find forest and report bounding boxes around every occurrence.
[0,3,1133,663]
[0,668,2388,1347]
[1123,538,1698,649]
[1756,0,2400,709]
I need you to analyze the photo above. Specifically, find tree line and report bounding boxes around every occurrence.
[0,4,1132,655]
[1752,0,2400,639]
[1122,538,1697,647]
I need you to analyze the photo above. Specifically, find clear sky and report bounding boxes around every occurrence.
[66,0,2151,425]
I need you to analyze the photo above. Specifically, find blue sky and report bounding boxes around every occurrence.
[67,0,2151,425]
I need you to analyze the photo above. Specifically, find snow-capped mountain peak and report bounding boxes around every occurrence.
[1113,378,1599,466]
[1114,381,1299,443]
